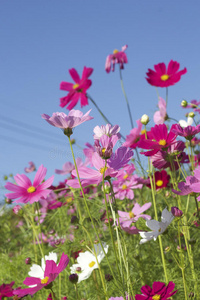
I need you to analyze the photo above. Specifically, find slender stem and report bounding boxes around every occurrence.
[119,67,134,128]
[166,87,168,107]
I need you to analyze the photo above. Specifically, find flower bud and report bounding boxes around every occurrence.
[69,273,78,284]
[25,257,31,264]
[188,112,195,118]
[171,206,183,217]
[105,274,113,281]
[140,114,149,125]
[5,197,12,204]
[12,205,22,215]
[181,100,188,107]
[71,215,79,224]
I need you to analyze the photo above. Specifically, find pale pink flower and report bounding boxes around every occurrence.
[113,176,143,200]
[93,124,121,139]
[24,161,36,173]
[55,158,84,176]
[5,165,54,204]
[153,97,167,125]
[123,120,143,149]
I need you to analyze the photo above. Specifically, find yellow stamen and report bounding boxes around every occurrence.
[158,139,166,146]
[27,186,36,193]
[113,49,119,54]
[41,276,49,284]
[73,83,79,89]
[122,184,127,190]
[152,295,161,300]
[141,129,146,135]
[102,148,106,154]
[156,180,163,187]
[129,211,135,218]
[123,174,128,180]
[158,228,162,233]
[160,74,169,81]
[89,261,96,268]
[100,167,108,174]
[66,197,73,203]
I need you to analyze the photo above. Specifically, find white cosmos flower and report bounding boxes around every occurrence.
[139,208,174,244]
[179,116,193,128]
[70,242,109,283]
[28,252,57,287]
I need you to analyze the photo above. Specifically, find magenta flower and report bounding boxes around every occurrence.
[151,140,188,170]
[0,281,15,299]
[146,170,170,190]
[105,45,128,73]
[172,123,200,140]
[5,165,54,204]
[118,202,152,228]
[123,120,143,149]
[60,66,93,110]
[146,60,187,87]
[138,124,177,156]
[42,109,93,132]
[13,252,69,298]
[153,97,167,125]
[171,206,183,217]
[135,281,177,299]
[24,161,36,173]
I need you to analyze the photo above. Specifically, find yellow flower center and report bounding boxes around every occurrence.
[160,74,169,81]
[66,197,73,203]
[123,174,128,180]
[158,139,167,146]
[122,184,127,190]
[100,167,108,174]
[73,83,79,89]
[113,49,119,54]
[89,261,96,268]
[156,180,163,187]
[152,295,161,300]
[158,228,162,233]
[41,276,49,284]
[27,186,36,193]
[129,211,135,218]
[141,129,146,135]
[102,148,106,153]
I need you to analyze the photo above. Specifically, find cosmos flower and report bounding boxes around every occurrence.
[5,165,54,204]
[138,124,177,157]
[105,45,128,73]
[0,281,15,299]
[146,60,187,87]
[146,170,170,190]
[113,176,143,200]
[135,281,177,299]
[55,158,85,176]
[153,97,167,125]
[184,99,200,114]
[24,161,36,173]
[42,109,93,134]
[60,66,93,110]
[13,252,69,298]
[179,116,193,128]
[93,124,121,140]
[139,208,174,244]
[172,123,200,140]
[123,120,143,149]
[70,242,108,283]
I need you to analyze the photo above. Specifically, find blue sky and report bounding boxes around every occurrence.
[1,0,200,201]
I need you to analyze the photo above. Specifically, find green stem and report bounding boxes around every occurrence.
[119,67,134,128]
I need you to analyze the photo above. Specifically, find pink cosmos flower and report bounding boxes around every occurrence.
[118,202,152,228]
[0,281,15,299]
[123,120,143,149]
[113,175,143,200]
[5,165,54,204]
[172,123,200,140]
[94,134,119,159]
[153,97,167,125]
[42,109,93,132]
[146,60,187,87]
[24,161,36,173]
[135,281,177,300]
[13,252,69,298]
[55,158,85,176]
[151,140,188,170]
[93,124,121,139]
[138,124,177,156]
[60,66,93,110]
[105,45,128,73]
[83,142,96,166]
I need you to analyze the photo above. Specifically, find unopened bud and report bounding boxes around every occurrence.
[76,267,81,272]
[181,100,188,107]
[71,215,79,224]
[12,205,22,215]
[69,273,78,284]
[5,197,12,204]
[25,257,31,264]
[140,114,149,125]
[105,274,113,281]
[171,206,183,217]
[188,112,195,118]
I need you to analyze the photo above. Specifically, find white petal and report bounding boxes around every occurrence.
[28,264,44,279]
